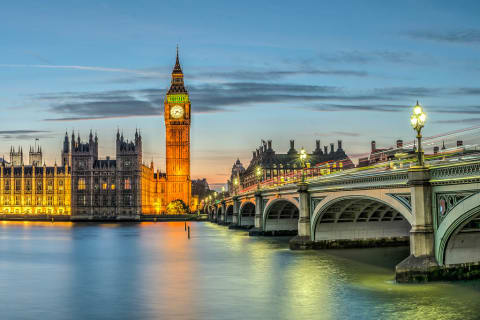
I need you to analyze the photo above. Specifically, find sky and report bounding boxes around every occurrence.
[1,0,480,187]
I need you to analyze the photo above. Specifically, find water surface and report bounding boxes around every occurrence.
[1,221,479,320]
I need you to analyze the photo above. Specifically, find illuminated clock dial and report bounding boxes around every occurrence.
[170,105,184,119]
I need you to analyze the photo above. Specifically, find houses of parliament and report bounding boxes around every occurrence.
[0,51,196,219]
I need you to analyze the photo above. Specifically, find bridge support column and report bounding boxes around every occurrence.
[396,167,438,282]
[249,191,264,236]
[232,197,240,226]
[290,183,314,249]
[220,201,226,225]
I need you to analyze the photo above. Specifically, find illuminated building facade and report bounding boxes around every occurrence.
[0,144,71,215]
[0,50,195,218]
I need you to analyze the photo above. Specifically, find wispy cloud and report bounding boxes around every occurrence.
[407,29,480,44]
[317,50,433,65]
[35,81,480,121]
[0,130,53,140]
[0,64,163,77]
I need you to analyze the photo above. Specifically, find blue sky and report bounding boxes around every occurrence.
[1,0,480,184]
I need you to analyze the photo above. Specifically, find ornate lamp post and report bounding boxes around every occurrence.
[256,166,262,190]
[299,147,307,182]
[233,177,239,195]
[410,101,427,167]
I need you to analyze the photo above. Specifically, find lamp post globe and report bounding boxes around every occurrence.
[256,166,262,190]
[299,147,307,182]
[410,100,427,167]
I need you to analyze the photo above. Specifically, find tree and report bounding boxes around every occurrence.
[166,199,189,215]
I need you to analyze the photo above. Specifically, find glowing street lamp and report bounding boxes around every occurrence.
[299,147,307,182]
[256,166,262,190]
[410,101,427,167]
[233,177,239,195]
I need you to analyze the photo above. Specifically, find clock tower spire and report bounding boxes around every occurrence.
[164,47,191,208]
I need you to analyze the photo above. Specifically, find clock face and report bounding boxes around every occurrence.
[170,105,184,119]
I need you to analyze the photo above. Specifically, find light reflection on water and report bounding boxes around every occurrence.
[1,221,480,320]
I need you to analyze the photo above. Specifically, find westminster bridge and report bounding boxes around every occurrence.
[203,158,480,282]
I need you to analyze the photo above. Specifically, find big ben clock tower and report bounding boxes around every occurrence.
[164,48,191,207]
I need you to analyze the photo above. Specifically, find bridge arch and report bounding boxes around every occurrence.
[263,198,299,233]
[239,201,255,227]
[312,194,412,242]
[436,193,480,265]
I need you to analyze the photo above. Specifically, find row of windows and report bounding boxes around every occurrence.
[1,196,66,206]
[77,178,131,191]
[1,179,65,192]
[76,195,134,207]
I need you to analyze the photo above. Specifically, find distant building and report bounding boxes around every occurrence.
[358,139,415,167]
[227,158,245,195]
[237,139,354,189]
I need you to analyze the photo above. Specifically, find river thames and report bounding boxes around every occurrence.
[1,221,480,320]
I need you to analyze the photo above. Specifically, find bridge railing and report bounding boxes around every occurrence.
[236,151,480,195]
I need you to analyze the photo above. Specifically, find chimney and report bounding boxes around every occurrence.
[324,146,328,154]
[290,140,295,150]
[371,141,376,152]
[252,151,256,159]
[316,140,320,151]
[396,139,403,148]
[330,143,334,154]
[433,146,439,154]
[457,140,463,147]
[337,140,342,150]
[267,140,272,151]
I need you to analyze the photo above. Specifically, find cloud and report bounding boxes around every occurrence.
[0,64,163,77]
[330,131,361,137]
[407,29,480,44]
[307,103,406,112]
[0,130,53,140]
[317,50,430,65]
[36,81,480,122]
[199,69,368,80]
[436,118,480,124]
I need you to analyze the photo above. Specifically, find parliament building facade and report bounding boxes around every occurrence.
[0,51,195,219]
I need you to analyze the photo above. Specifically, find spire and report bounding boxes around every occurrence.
[173,44,183,74]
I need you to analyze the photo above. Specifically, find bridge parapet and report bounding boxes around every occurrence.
[430,161,480,185]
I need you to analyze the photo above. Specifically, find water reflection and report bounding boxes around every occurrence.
[1,221,480,320]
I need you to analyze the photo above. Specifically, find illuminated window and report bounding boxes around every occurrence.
[47,196,53,206]
[59,197,64,206]
[15,196,20,205]
[26,196,31,205]
[78,178,86,190]
[47,180,53,191]
[102,183,107,190]
[36,196,42,206]
[111,184,115,190]
[26,180,31,191]
[5,197,10,205]
[124,178,131,190]
[59,180,64,191]
[37,181,42,192]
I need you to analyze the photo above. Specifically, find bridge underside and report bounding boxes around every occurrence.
[239,202,255,227]
[264,200,299,235]
[314,198,410,248]
[445,214,480,265]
